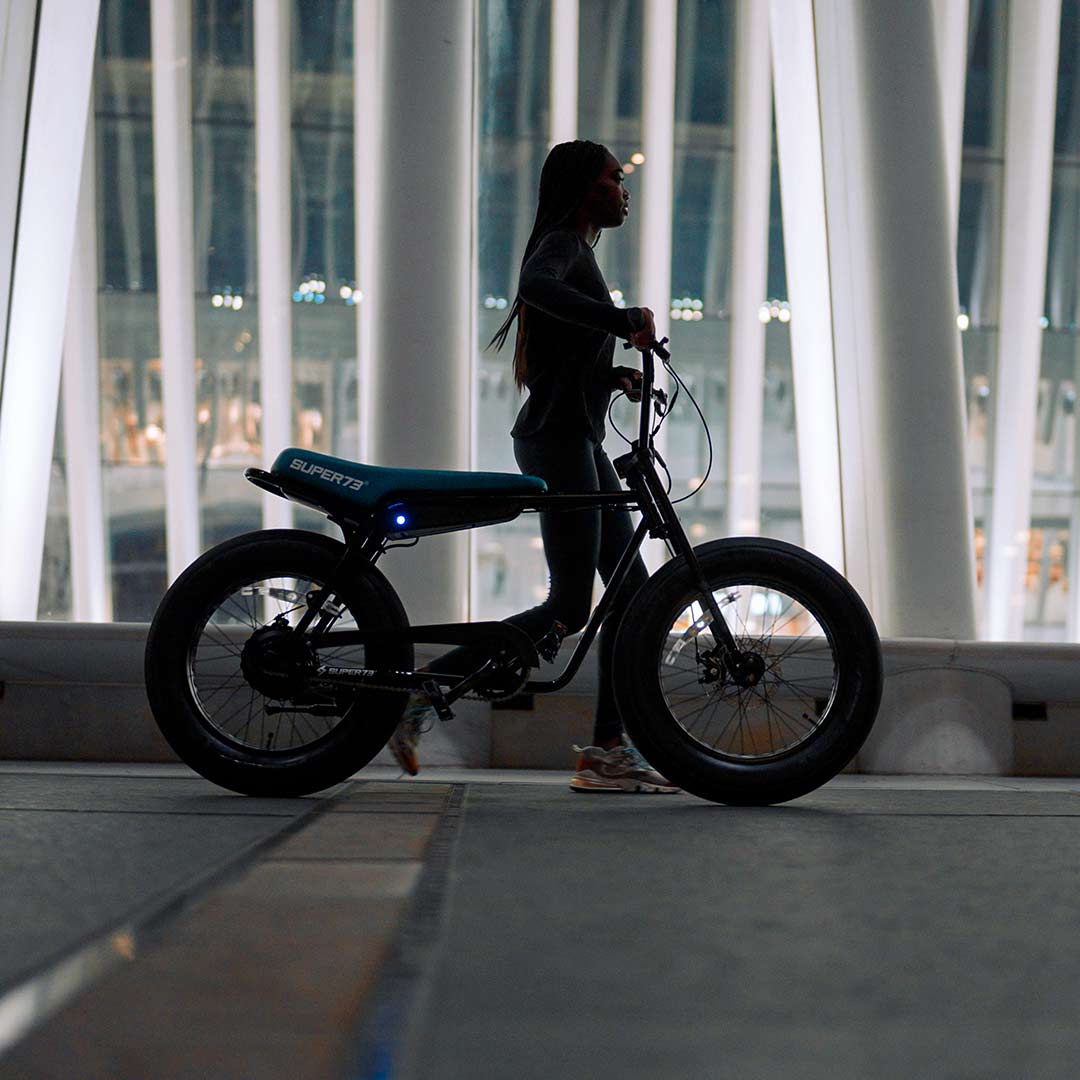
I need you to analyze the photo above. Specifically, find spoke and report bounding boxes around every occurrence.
[202,624,244,657]
[196,678,249,714]
[215,691,260,736]
[759,691,819,740]
[763,604,811,640]
[221,592,260,630]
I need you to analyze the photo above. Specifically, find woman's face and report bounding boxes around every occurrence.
[581,153,630,229]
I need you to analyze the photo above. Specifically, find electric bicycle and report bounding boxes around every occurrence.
[144,337,883,803]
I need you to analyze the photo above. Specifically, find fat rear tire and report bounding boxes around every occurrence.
[144,529,412,797]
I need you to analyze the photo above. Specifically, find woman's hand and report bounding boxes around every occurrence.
[611,365,643,402]
[628,307,656,351]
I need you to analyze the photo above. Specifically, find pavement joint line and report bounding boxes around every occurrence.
[264,855,441,863]
[0,779,353,1057]
[346,783,470,1079]
[0,769,212,780]
[0,807,310,816]
[786,811,1080,818]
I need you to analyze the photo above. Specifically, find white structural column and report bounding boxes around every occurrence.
[371,0,474,623]
[63,108,109,621]
[354,0,380,464]
[0,0,101,619]
[254,0,293,529]
[0,0,37,373]
[813,0,976,638]
[640,0,675,364]
[984,0,1062,641]
[767,1,845,574]
[550,0,578,145]
[727,0,772,537]
[931,0,970,246]
[151,0,200,582]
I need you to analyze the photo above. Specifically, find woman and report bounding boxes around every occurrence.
[389,140,678,794]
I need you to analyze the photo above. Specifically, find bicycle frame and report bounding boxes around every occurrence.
[270,344,745,704]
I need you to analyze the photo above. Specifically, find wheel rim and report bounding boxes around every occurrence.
[658,577,840,762]
[187,571,367,754]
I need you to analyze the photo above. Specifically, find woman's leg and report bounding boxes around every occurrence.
[590,442,651,746]
[421,434,602,680]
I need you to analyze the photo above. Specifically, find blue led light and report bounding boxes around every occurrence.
[395,514,407,526]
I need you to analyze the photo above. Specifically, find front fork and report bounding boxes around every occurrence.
[614,444,750,682]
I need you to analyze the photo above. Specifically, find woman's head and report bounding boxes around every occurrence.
[534,141,628,239]
[488,140,629,389]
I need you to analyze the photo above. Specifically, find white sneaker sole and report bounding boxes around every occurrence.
[569,773,679,794]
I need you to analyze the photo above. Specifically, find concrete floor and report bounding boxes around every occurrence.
[3,764,1080,1078]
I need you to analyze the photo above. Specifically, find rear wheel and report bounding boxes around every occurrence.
[613,538,882,805]
[145,529,412,796]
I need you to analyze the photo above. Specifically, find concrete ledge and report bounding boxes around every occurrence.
[859,667,1013,774]
[5,623,1080,774]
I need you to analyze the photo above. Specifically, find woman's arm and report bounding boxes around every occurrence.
[518,229,643,339]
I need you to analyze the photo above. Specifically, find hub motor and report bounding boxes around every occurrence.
[239,619,318,699]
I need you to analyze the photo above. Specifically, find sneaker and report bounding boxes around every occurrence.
[387,692,434,776]
[569,737,680,794]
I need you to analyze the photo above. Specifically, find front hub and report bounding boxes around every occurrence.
[728,650,767,689]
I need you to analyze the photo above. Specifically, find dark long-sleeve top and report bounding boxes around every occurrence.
[509,227,643,444]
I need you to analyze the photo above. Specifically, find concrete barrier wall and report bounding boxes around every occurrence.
[2,622,1080,773]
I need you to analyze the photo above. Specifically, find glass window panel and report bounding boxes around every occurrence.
[578,0,643,302]
[96,0,168,619]
[192,0,261,548]
[474,0,551,621]
[37,399,72,619]
[1027,0,1080,640]
[291,0,356,536]
[958,0,1008,628]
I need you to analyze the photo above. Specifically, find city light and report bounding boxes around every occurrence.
[671,296,705,321]
[758,299,791,324]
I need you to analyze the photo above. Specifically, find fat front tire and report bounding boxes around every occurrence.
[144,529,413,797]
[613,537,883,805]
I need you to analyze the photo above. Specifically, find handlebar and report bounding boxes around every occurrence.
[617,336,670,446]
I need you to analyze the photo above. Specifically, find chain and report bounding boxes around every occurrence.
[309,663,534,705]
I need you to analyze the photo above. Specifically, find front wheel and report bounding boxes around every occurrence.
[613,538,882,805]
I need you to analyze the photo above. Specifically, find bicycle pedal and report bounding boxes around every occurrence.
[535,620,568,663]
[421,679,455,722]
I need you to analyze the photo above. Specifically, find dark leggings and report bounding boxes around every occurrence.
[426,433,650,746]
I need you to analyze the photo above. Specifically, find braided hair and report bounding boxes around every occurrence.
[486,140,611,390]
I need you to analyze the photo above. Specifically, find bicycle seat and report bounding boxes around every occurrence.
[269,448,547,511]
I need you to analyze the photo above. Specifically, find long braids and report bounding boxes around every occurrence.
[486,140,611,390]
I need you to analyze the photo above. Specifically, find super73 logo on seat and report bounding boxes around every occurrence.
[289,458,368,491]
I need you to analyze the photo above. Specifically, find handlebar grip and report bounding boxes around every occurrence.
[623,336,670,361]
